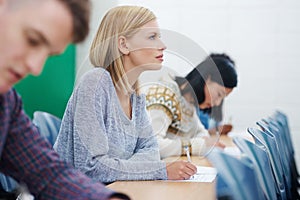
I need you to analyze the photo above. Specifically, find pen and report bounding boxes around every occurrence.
[185,146,191,162]
[185,146,194,180]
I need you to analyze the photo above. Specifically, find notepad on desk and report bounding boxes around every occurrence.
[167,166,217,182]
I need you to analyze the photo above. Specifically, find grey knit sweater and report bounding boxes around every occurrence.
[54,68,167,183]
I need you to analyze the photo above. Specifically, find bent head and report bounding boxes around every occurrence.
[183,53,238,109]
[0,0,90,93]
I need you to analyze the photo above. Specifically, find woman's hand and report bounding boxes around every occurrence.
[166,161,197,180]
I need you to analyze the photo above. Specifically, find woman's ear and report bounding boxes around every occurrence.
[118,36,130,55]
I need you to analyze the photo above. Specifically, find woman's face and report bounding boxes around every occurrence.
[121,20,166,73]
[199,78,233,109]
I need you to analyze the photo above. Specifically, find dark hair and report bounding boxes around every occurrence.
[58,0,91,43]
[175,53,238,121]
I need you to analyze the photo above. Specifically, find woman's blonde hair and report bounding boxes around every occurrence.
[89,5,156,94]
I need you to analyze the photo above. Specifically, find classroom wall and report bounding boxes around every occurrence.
[76,0,117,83]
[77,0,300,170]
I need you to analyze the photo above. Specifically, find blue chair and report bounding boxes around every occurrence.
[207,148,265,200]
[259,115,299,199]
[247,127,287,200]
[233,137,277,200]
[272,111,299,178]
[273,111,295,156]
[32,111,61,146]
[0,173,19,196]
[257,120,292,197]
[273,112,300,199]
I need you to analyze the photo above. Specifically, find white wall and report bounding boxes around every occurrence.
[76,0,117,82]
[77,0,300,170]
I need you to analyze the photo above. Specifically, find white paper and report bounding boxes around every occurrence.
[166,166,217,182]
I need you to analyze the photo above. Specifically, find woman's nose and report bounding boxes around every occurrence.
[159,38,167,51]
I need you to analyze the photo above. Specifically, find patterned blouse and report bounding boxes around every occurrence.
[145,74,209,159]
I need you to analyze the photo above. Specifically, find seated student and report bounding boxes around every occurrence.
[0,0,128,199]
[197,54,237,135]
[54,5,197,183]
[146,53,238,159]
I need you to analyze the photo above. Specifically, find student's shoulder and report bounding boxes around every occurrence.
[72,68,114,99]
[1,88,22,105]
[76,68,114,91]
[80,67,111,83]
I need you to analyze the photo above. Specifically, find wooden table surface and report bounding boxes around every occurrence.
[107,155,215,200]
[107,134,252,200]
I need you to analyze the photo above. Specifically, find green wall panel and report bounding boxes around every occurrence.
[14,45,75,119]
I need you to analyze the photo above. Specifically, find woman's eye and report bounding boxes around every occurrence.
[149,34,156,40]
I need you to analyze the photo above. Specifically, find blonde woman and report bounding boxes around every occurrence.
[54,6,197,183]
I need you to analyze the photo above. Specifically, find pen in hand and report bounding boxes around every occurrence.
[185,146,191,163]
[184,146,195,180]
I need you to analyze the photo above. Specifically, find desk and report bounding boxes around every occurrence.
[107,135,250,200]
[107,156,215,200]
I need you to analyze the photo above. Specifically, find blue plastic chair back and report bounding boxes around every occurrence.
[207,148,265,200]
[266,111,300,199]
[272,111,298,176]
[247,127,287,200]
[32,111,61,146]
[273,111,294,156]
[0,173,18,193]
[233,137,277,200]
[257,119,292,199]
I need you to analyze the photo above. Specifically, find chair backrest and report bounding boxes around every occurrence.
[207,148,265,200]
[233,137,277,200]
[260,113,300,199]
[257,120,292,195]
[273,111,294,156]
[247,127,287,200]
[32,111,61,146]
[0,173,18,193]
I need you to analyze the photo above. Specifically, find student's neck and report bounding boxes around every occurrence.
[123,63,143,88]
[116,89,132,119]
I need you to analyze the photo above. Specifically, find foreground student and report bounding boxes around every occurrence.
[54,5,197,183]
[0,0,129,199]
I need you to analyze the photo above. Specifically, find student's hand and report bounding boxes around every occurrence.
[166,161,197,180]
[218,124,233,135]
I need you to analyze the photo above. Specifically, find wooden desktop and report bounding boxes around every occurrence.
[107,135,250,200]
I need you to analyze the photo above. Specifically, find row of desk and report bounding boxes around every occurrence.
[107,135,245,200]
